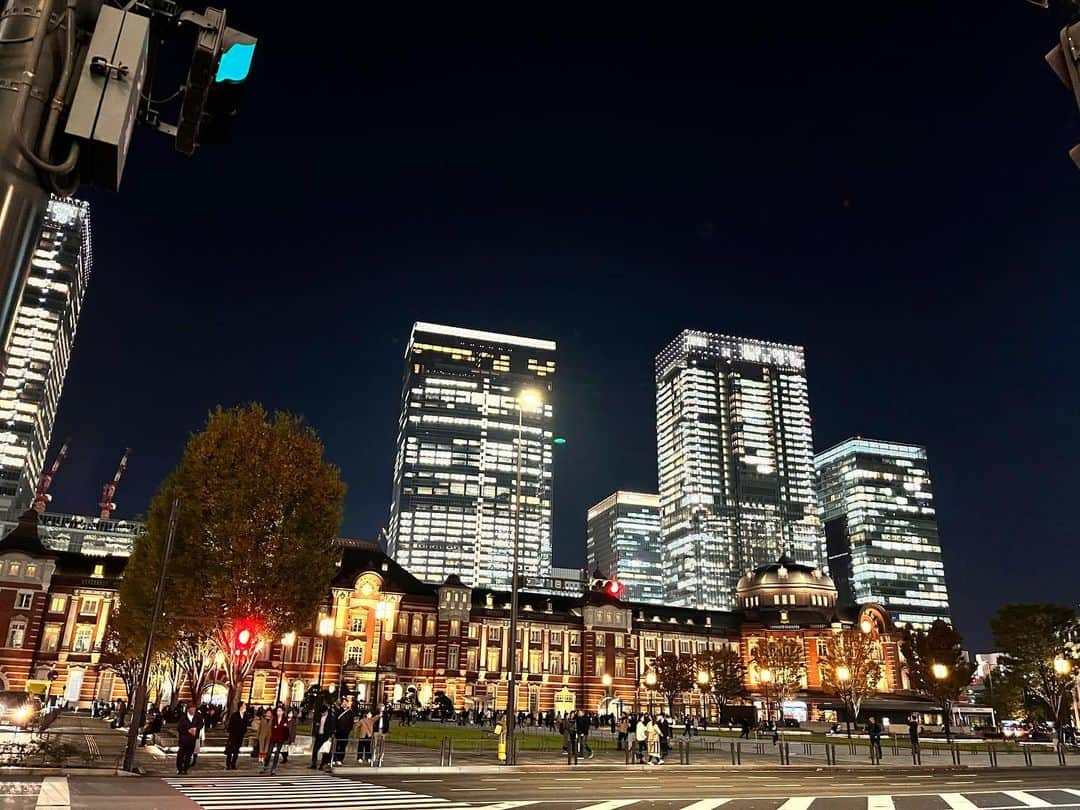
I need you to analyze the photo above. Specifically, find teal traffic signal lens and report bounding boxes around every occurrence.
[216,41,256,82]
[553,437,567,445]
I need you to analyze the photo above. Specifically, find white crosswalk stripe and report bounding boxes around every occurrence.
[1003,791,1053,807]
[677,801,730,810]
[777,799,814,810]
[940,795,979,810]
[162,774,478,810]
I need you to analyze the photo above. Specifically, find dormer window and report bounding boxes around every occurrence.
[7,563,20,577]
[92,564,104,578]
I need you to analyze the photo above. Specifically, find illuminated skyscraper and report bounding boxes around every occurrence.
[814,437,952,628]
[0,198,91,517]
[586,491,663,603]
[655,330,823,610]
[387,322,556,589]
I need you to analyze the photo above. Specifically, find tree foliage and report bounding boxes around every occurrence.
[751,637,806,719]
[991,604,1079,734]
[820,627,882,725]
[117,404,346,710]
[694,648,747,708]
[900,620,975,708]
[651,652,696,714]
[99,624,141,701]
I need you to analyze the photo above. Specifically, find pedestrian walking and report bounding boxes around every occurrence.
[739,717,751,739]
[907,714,920,756]
[646,717,663,765]
[355,710,375,764]
[574,709,594,759]
[261,706,290,775]
[635,714,648,763]
[372,706,391,766]
[282,708,297,764]
[867,716,883,760]
[256,708,272,769]
[616,714,629,751]
[176,703,204,775]
[224,701,247,770]
[332,697,355,766]
[310,704,333,770]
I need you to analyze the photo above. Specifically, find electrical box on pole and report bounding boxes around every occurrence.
[64,6,149,190]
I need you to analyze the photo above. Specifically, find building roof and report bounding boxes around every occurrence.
[736,555,835,594]
[333,546,438,596]
[0,510,57,557]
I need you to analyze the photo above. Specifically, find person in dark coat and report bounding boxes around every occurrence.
[176,703,204,775]
[310,704,334,770]
[332,698,356,766]
[224,701,248,770]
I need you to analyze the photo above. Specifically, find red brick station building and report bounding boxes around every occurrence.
[0,510,937,724]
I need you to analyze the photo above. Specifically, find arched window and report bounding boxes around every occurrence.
[5,618,25,648]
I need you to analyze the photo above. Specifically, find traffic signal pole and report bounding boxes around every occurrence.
[122,497,179,773]
[0,0,71,356]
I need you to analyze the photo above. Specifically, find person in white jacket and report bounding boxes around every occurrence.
[634,714,648,764]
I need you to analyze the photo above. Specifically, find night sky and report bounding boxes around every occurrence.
[44,3,1079,651]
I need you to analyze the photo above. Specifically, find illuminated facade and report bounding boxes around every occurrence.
[655,331,824,611]
[0,198,91,518]
[814,438,952,629]
[586,491,663,604]
[387,322,556,590]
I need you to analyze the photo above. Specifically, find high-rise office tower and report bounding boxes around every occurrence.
[0,197,91,517]
[586,491,663,604]
[387,322,556,589]
[814,437,952,628]
[655,330,823,610]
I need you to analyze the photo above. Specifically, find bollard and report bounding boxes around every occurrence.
[684,739,691,765]
[1059,746,1068,767]
[778,741,790,765]
[950,744,960,766]
[849,741,857,756]
[1023,746,1032,767]
[987,743,996,769]
[625,742,632,765]
[730,741,741,765]
[891,736,899,756]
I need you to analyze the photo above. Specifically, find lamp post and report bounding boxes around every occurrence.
[645,670,657,715]
[505,388,542,765]
[317,616,334,694]
[835,664,852,737]
[276,632,296,706]
[760,668,773,729]
[602,672,613,715]
[932,663,952,743]
[1054,656,1071,750]
[697,670,710,721]
[371,601,391,711]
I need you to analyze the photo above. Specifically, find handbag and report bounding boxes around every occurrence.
[317,737,332,756]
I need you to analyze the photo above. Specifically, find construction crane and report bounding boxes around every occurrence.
[32,440,69,514]
[99,448,130,521]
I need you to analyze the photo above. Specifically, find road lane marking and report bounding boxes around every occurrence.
[576,802,639,810]
[940,795,978,809]
[678,801,730,810]
[402,779,444,783]
[451,787,498,791]
[868,796,894,810]
[1002,792,1052,807]
[777,799,814,810]
[35,777,68,809]
[475,804,539,810]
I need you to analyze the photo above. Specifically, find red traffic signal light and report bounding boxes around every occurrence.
[606,579,624,598]
[233,620,258,655]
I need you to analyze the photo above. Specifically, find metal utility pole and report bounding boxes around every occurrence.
[505,404,524,765]
[122,497,179,773]
[0,0,73,355]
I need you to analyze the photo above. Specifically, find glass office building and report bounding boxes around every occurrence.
[655,330,824,610]
[387,322,556,589]
[0,198,91,518]
[586,491,663,604]
[814,437,952,628]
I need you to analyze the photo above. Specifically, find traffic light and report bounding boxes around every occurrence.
[605,579,625,599]
[233,619,258,657]
[1046,21,1080,167]
[175,7,257,155]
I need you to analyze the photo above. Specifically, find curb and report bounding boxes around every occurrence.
[332,764,979,776]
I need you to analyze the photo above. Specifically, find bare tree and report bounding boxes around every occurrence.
[751,637,806,725]
[820,627,882,736]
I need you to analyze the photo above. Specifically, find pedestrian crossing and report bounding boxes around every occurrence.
[545,790,1080,809]
[162,773,481,809]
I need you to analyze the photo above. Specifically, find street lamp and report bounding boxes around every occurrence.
[932,663,952,743]
[1054,657,1072,749]
[645,670,657,714]
[759,668,773,728]
[276,632,296,706]
[372,600,392,711]
[316,616,334,694]
[860,619,874,635]
[505,387,543,765]
[835,664,853,738]
[697,670,710,721]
